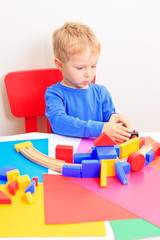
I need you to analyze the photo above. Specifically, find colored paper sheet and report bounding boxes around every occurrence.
[43,174,138,224]
[0,184,105,237]
[73,166,160,227]
[0,139,48,184]
[110,219,160,240]
[75,138,94,153]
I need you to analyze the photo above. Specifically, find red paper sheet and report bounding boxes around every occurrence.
[73,166,160,227]
[43,174,138,224]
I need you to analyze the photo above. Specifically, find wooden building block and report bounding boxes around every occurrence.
[6,169,20,181]
[32,177,38,187]
[0,166,17,181]
[62,164,82,178]
[73,153,92,164]
[22,192,34,204]
[139,137,145,148]
[115,161,128,185]
[17,174,31,189]
[55,145,73,163]
[82,160,101,178]
[101,158,119,176]
[93,132,116,146]
[8,181,19,195]
[127,152,145,171]
[25,181,36,194]
[119,137,140,159]
[96,146,117,160]
[100,161,107,187]
[0,189,12,204]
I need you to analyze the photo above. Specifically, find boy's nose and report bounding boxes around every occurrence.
[84,69,91,78]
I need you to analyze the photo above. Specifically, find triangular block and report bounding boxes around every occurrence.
[93,132,116,146]
[22,192,34,204]
[25,181,36,194]
[0,189,12,204]
[115,161,128,185]
[8,181,19,195]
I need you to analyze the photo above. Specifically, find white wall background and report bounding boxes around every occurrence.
[0,0,160,136]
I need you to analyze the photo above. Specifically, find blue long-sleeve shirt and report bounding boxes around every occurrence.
[45,81,116,138]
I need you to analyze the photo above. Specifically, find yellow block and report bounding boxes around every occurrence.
[17,174,31,189]
[0,184,106,237]
[15,141,33,152]
[101,157,119,176]
[22,192,34,204]
[6,169,20,181]
[119,137,140,159]
[100,161,107,187]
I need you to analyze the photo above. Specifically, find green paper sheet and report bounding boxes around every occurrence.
[110,219,160,240]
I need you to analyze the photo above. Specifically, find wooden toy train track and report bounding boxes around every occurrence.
[14,141,81,173]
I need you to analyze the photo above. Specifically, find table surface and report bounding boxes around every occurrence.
[0,131,160,240]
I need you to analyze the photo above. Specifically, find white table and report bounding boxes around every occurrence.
[0,132,160,240]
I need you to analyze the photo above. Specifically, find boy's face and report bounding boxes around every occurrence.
[57,48,99,89]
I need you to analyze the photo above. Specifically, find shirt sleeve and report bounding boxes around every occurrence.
[101,86,116,122]
[45,87,104,138]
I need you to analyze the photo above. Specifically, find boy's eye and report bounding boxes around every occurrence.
[76,67,83,70]
[92,65,96,68]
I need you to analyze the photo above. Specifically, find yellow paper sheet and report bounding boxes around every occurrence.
[0,183,106,237]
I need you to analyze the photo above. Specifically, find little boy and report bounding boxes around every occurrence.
[45,22,131,142]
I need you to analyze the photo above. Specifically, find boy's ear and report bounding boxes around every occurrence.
[54,58,62,70]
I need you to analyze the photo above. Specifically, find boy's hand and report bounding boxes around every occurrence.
[109,114,131,129]
[102,121,131,143]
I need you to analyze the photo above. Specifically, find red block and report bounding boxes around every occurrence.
[93,132,116,146]
[55,145,73,163]
[154,143,160,156]
[127,152,145,171]
[32,177,38,187]
[0,189,12,204]
[139,137,145,148]
[8,181,19,195]
[151,146,159,159]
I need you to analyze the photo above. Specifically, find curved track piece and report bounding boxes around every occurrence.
[20,146,65,173]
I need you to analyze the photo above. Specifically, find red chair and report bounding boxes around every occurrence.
[5,68,96,133]
[5,69,63,133]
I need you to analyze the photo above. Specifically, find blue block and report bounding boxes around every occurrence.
[73,153,92,164]
[0,166,17,181]
[62,165,82,178]
[114,145,120,158]
[144,160,150,166]
[25,181,36,194]
[145,151,155,164]
[95,146,117,160]
[90,147,98,159]
[115,161,128,185]
[82,160,101,178]
[121,161,131,174]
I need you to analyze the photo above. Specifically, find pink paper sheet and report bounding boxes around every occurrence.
[73,166,160,227]
[75,138,94,153]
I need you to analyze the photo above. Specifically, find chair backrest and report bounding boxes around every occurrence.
[5,68,96,133]
[5,68,63,133]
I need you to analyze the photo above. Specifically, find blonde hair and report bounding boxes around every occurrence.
[52,22,101,62]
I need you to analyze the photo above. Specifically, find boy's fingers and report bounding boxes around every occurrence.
[114,133,130,142]
[116,125,131,138]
